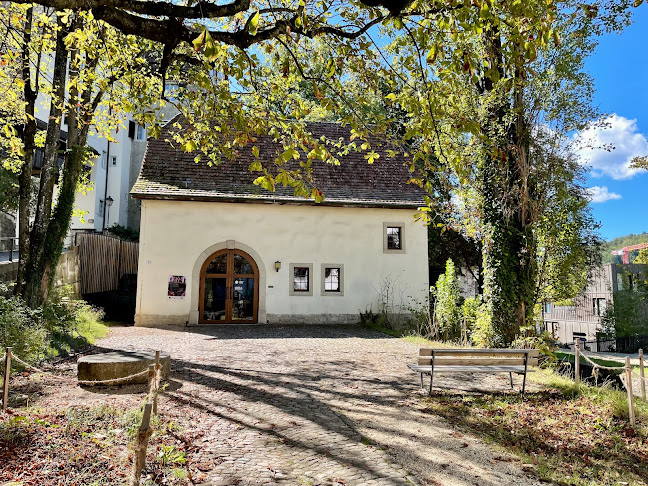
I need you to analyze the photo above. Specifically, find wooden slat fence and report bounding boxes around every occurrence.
[78,233,139,294]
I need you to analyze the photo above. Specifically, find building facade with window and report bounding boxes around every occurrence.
[541,263,648,347]
[131,118,430,326]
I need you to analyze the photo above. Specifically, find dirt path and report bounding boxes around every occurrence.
[16,325,546,485]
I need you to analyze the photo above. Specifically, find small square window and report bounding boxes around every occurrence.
[387,227,401,250]
[289,263,313,296]
[321,264,344,296]
[383,223,406,254]
[324,268,340,291]
[294,267,309,291]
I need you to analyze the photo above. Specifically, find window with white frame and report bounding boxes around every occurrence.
[321,264,344,296]
[289,263,313,296]
[135,123,146,140]
[383,223,405,254]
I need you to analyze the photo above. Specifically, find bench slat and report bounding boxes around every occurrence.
[417,357,539,367]
[420,348,539,358]
[408,364,536,373]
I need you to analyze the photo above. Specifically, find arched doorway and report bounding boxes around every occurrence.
[199,249,259,324]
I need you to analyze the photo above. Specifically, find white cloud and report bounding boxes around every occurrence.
[574,114,648,180]
[586,186,622,203]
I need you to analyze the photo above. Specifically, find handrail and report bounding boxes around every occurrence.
[0,237,18,262]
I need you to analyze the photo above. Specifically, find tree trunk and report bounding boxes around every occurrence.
[15,7,37,295]
[29,37,101,302]
[479,31,537,346]
[23,15,67,307]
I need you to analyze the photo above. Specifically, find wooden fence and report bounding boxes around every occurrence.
[77,233,139,294]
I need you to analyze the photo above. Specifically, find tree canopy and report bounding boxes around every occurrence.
[0,0,640,343]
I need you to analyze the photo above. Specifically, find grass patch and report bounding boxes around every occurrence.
[363,321,469,348]
[0,404,195,485]
[556,351,627,369]
[423,368,648,485]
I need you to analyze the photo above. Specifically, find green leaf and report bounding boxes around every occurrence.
[192,30,206,51]
[249,11,260,36]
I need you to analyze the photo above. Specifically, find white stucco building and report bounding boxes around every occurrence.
[131,118,430,326]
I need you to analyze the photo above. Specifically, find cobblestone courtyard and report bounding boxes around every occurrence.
[89,325,542,486]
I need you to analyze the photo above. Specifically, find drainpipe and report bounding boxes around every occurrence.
[101,108,112,231]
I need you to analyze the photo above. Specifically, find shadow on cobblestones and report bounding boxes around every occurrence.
[87,324,545,486]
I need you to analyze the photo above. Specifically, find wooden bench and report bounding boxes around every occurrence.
[408,348,539,395]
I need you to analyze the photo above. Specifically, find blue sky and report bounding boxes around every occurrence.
[581,6,648,241]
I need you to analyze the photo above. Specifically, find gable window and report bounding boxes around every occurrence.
[129,121,146,140]
[321,264,344,296]
[135,123,146,140]
[387,227,401,249]
[383,223,406,254]
[289,263,313,296]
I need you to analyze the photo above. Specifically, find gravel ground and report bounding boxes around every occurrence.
[19,324,547,486]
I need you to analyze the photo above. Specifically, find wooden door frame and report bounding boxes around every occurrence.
[198,248,260,324]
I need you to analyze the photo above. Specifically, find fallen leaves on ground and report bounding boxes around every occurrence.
[0,404,198,485]
[425,389,648,486]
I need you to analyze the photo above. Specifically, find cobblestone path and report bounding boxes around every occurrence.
[96,325,543,486]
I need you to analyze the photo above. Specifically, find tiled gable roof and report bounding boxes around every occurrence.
[131,116,426,208]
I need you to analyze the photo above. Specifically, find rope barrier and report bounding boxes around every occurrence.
[11,354,151,385]
[579,352,626,371]
[577,351,648,392]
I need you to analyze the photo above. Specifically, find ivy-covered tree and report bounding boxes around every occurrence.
[0,6,162,305]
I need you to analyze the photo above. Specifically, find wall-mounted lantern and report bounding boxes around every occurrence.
[274,261,281,272]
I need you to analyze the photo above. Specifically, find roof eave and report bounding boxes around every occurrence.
[130,192,424,210]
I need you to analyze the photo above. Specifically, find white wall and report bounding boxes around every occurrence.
[135,200,429,327]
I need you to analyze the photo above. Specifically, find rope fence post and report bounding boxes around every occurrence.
[574,340,580,385]
[2,347,11,412]
[147,364,155,395]
[626,356,636,427]
[131,402,153,486]
[640,349,646,401]
[153,351,161,415]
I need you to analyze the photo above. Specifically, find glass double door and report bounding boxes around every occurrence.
[200,249,258,324]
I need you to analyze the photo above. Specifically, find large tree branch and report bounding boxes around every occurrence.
[11,0,252,20]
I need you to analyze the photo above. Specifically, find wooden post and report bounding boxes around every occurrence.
[2,347,11,412]
[153,351,161,415]
[574,340,580,385]
[131,402,153,486]
[639,349,646,401]
[626,357,636,427]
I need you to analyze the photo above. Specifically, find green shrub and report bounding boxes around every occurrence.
[0,289,46,362]
[431,259,463,341]
[106,223,139,242]
[0,284,105,364]
[470,302,496,347]
[461,296,481,337]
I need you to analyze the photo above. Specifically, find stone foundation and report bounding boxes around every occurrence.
[135,313,190,328]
